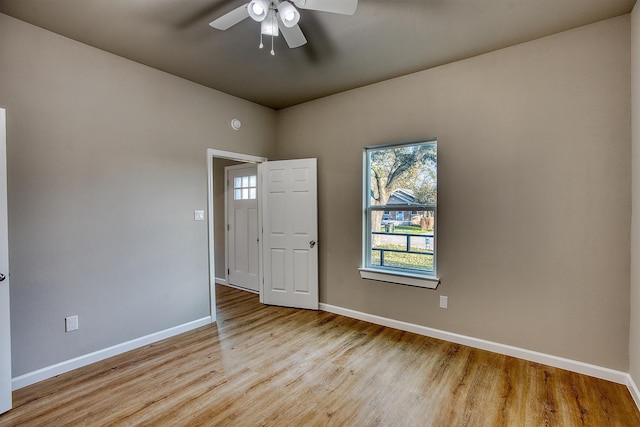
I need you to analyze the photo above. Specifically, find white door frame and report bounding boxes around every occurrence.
[0,109,11,413]
[206,149,267,321]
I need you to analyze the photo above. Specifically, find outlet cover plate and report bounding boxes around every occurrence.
[439,296,448,309]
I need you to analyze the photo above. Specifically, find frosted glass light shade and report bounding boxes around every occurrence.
[248,0,269,22]
[278,1,300,28]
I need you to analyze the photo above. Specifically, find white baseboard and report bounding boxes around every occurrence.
[215,277,228,285]
[218,282,259,294]
[12,302,639,412]
[319,303,629,385]
[627,374,640,409]
[12,316,212,390]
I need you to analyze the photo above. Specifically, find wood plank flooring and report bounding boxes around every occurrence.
[1,284,639,426]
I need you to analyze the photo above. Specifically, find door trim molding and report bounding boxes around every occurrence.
[207,149,267,321]
[0,108,11,413]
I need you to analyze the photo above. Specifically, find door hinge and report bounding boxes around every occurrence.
[227,268,230,275]
[227,224,230,231]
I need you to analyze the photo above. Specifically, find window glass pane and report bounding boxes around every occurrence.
[369,211,434,273]
[242,188,249,199]
[368,144,437,207]
[234,189,242,200]
[249,188,256,199]
[249,175,256,187]
[242,176,249,187]
[234,177,242,188]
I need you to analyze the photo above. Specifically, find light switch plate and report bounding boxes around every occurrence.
[65,315,78,332]
[194,210,205,221]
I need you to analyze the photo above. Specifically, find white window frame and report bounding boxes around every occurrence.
[359,139,440,289]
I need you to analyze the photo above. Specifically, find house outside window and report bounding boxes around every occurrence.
[361,140,438,286]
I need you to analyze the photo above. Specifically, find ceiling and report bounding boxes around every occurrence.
[0,0,636,110]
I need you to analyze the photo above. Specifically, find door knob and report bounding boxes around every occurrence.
[0,273,5,282]
[309,240,317,248]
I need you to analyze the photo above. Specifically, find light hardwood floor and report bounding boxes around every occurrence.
[1,284,639,426]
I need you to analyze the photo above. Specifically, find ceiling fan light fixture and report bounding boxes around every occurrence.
[248,0,269,22]
[261,9,279,36]
[278,1,300,28]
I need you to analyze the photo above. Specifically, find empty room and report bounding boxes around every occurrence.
[1,0,640,425]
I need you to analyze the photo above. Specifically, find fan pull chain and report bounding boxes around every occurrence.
[270,12,275,55]
[259,32,264,49]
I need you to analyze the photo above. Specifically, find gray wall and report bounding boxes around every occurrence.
[630,2,640,383]
[0,14,276,376]
[276,16,631,371]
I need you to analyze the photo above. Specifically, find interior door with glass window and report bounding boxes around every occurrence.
[227,164,259,292]
[260,158,318,310]
[0,109,12,414]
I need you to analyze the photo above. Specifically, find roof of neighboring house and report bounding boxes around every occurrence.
[387,189,415,205]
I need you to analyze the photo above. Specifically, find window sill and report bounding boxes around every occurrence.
[358,268,440,289]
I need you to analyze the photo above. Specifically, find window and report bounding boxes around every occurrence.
[233,175,257,200]
[360,140,439,288]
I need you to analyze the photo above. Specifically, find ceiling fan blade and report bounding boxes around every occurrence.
[209,4,250,30]
[278,21,308,48]
[294,0,357,15]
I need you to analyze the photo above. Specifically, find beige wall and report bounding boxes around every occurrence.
[276,16,631,370]
[0,13,276,376]
[630,2,640,382]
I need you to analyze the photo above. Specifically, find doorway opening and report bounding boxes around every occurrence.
[207,150,319,322]
[206,149,267,322]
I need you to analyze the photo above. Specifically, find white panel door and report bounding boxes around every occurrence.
[227,165,259,291]
[0,109,12,414]
[261,158,318,309]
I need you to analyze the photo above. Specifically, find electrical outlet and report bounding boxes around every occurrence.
[65,315,79,332]
[439,296,448,309]
[194,210,205,221]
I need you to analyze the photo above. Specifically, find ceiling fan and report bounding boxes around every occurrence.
[209,0,358,55]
